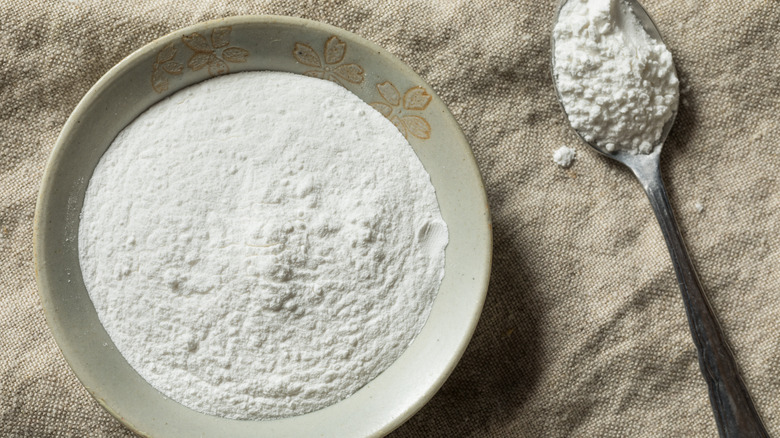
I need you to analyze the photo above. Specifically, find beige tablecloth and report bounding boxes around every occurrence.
[2,0,779,436]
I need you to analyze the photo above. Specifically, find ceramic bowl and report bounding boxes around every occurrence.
[34,16,491,438]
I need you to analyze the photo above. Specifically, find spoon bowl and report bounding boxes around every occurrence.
[550,0,678,163]
[550,1,769,437]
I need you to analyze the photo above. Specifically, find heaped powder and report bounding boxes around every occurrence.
[553,0,679,154]
[78,72,448,419]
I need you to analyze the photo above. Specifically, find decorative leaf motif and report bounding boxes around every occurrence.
[211,27,232,49]
[157,44,177,63]
[403,86,432,111]
[293,43,322,68]
[324,36,346,65]
[151,69,167,93]
[370,102,393,117]
[182,33,212,53]
[188,52,211,71]
[151,44,182,93]
[162,61,183,74]
[291,36,364,88]
[376,81,401,106]
[369,81,433,140]
[222,47,249,63]
[402,115,431,139]
[154,26,249,89]
[334,64,364,84]
[389,116,406,138]
[207,55,230,76]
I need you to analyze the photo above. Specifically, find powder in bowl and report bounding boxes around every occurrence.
[77,71,448,420]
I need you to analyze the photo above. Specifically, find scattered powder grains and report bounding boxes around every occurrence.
[78,72,448,419]
[553,146,577,168]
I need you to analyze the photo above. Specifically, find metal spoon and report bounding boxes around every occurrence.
[550,1,769,436]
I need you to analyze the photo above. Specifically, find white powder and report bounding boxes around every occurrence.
[552,145,577,167]
[553,0,679,154]
[78,72,448,420]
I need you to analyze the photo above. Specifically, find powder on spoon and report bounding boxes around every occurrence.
[78,71,448,420]
[552,0,679,154]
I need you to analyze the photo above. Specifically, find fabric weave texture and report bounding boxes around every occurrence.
[1,0,778,436]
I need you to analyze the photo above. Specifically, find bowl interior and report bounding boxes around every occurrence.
[34,16,491,438]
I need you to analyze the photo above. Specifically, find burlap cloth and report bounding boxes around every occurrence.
[2,0,779,436]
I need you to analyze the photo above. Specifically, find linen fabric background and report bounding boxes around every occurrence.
[2,0,779,436]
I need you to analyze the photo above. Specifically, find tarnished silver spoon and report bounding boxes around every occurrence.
[551,1,769,436]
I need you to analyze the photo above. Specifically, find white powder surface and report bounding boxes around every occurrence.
[78,71,448,420]
[553,0,679,154]
[552,146,577,167]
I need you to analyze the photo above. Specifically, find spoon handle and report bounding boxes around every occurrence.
[632,164,769,438]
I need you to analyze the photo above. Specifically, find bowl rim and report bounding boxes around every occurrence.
[34,14,493,437]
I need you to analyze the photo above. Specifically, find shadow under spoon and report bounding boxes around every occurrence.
[550,1,770,436]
